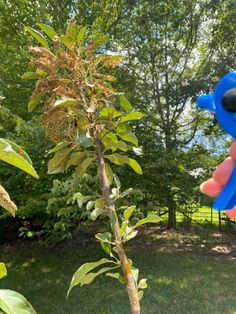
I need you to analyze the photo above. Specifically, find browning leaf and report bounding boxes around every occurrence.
[0,185,17,216]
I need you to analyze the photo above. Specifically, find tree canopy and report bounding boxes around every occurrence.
[0,0,234,235]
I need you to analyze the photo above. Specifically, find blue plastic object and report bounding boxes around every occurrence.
[197,72,236,211]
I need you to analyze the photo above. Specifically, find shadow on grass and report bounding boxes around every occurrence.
[140,251,236,314]
[1,240,236,313]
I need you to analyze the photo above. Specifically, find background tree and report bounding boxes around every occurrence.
[110,0,236,228]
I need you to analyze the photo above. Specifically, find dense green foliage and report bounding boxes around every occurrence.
[0,0,235,240]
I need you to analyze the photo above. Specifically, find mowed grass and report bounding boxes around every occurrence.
[1,233,236,314]
[187,206,221,225]
[159,206,229,229]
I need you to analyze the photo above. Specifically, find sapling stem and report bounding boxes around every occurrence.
[95,137,140,314]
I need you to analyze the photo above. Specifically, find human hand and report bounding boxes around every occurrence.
[200,141,236,219]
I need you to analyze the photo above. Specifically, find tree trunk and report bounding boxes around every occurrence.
[167,205,176,229]
[95,138,140,314]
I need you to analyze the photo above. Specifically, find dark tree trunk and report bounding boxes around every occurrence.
[167,205,176,229]
[164,138,177,230]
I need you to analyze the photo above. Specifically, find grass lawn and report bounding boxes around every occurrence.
[1,228,236,314]
[159,206,234,232]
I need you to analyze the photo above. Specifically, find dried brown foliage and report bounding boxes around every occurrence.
[28,33,124,143]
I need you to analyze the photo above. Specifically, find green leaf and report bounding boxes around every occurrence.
[0,289,36,314]
[106,272,126,284]
[124,229,138,242]
[48,141,71,154]
[104,139,128,153]
[37,23,57,39]
[95,232,113,256]
[0,139,38,178]
[105,163,113,185]
[47,148,72,174]
[98,107,122,120]
[106,154,141,174]
[77,26,87,46]
[138,290,144,301]
[77,196,92,208]
[131,264,139,284]
[118,132,138,146]
[102,133,119,147]
[106,272,119,279]
[66,20,77,40]
[86,201,95,211]
[127,158,142,174]
[28,92,45,112]
[0,263,7,280]
[138,278,148,290]
[69,192,82,205]
[120,220,128,236]
[100,239,112,256]
[95,198,105,209]
[119,112,144,123]
[116,122,132,133]
[105,153,126,166]
[25,26,49,48]
[119,96,132,112]
[36,68,48,76]
[21,72,42,80]
[78,265,119,287]
[2,140,30,165]
[135,214,160,228]
[112,246,120,255]
[124,206,136,220]
[75,157,94,177]
[120,188,133,198]
[90,208,105,221]
[114,174,121,189]
[95,232,112,243]
[67,258,115,296]
[53,98,77,107]
[78,117,90,130]
[66,151,87,170]
[59,35,75,49]
[78,133,93,148]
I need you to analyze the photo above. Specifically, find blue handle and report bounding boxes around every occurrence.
[197,73,236,211]
[213,164,236,211]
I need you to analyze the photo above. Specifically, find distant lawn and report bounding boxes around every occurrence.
[189,206,220,224]
[1,229,236,314]
[158,206,234,231]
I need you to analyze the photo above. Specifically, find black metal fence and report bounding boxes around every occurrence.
[158,206,236,233]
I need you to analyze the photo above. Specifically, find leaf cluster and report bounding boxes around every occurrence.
[24,21,144,180]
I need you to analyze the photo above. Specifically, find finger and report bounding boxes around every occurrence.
[212,157,234,186]
[225,207,236,219]
[200,178,224,197]
[230,141,236,162]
